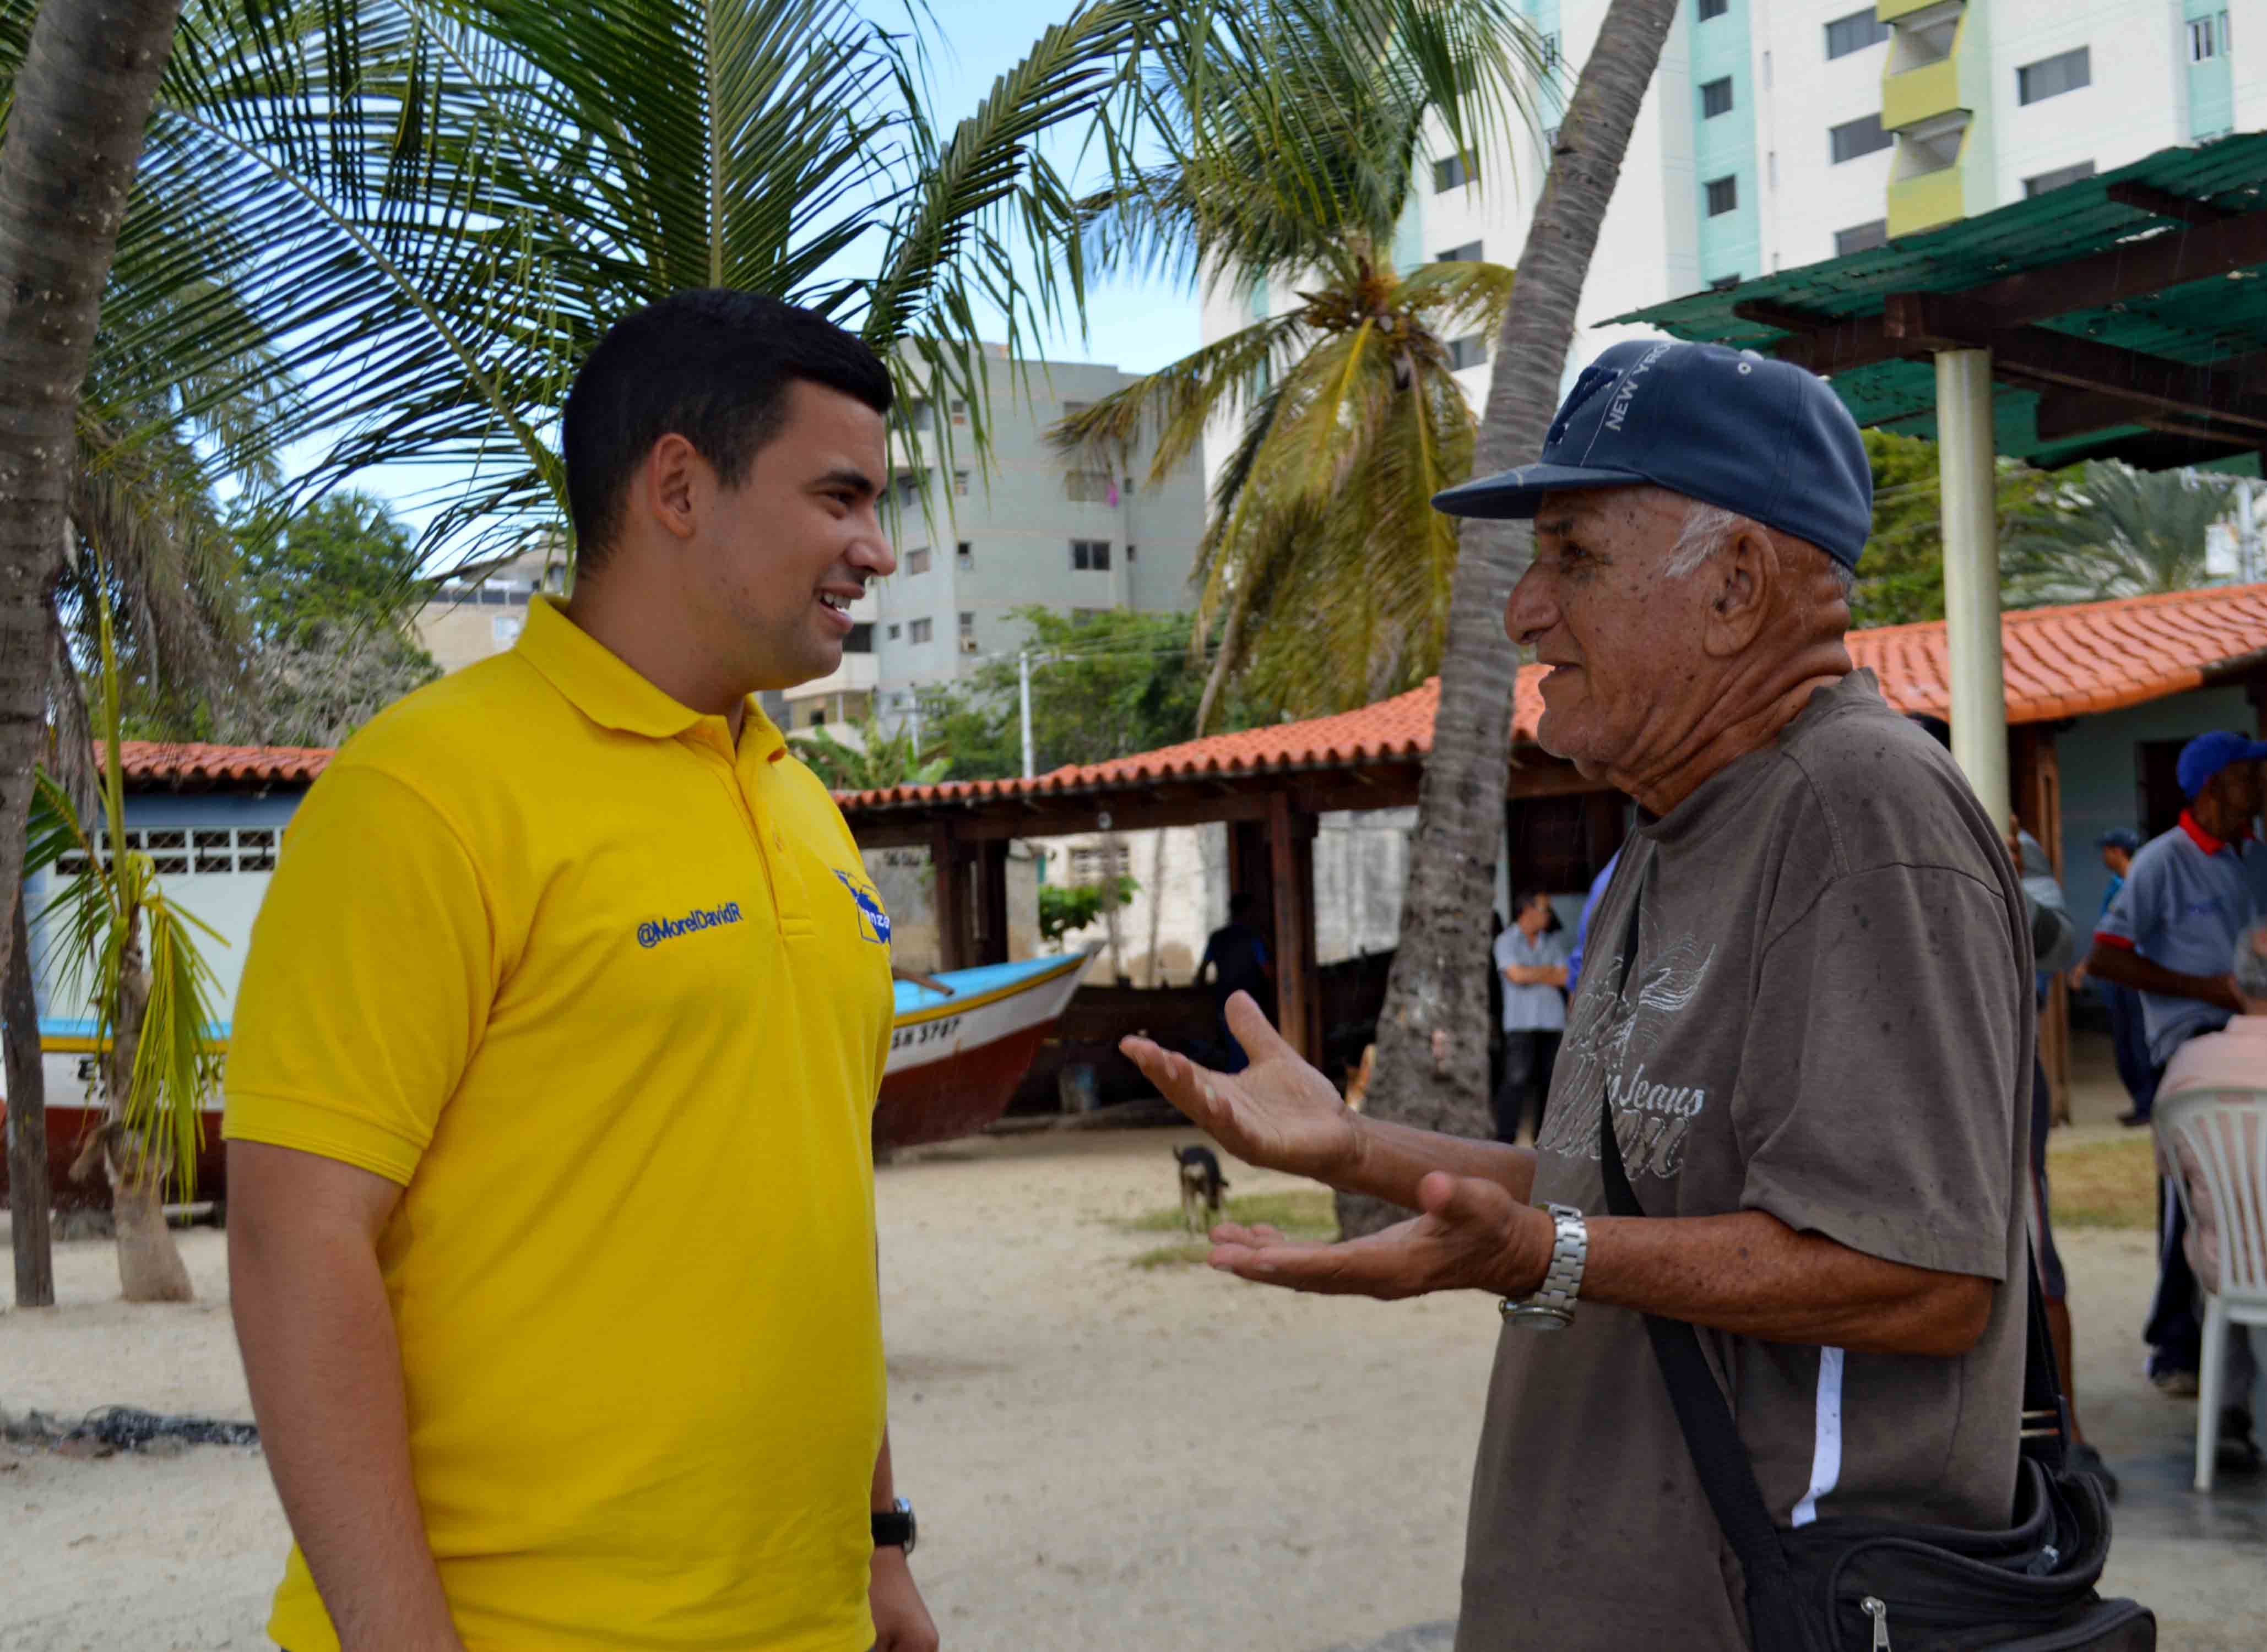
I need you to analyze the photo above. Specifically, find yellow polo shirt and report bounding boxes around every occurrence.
[224,596,894,1651]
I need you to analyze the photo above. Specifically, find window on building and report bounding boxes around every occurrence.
[904,398,932,432]
[1834,219,1890,256]
[956,541,973,566]
[1823,8,1889,58]
[1070,843,1133,884]
[1447,333,1490,369]
[2189,13,2228,61]
[894,474,919,507]
[1435,240,1484,264]
[2022,159,2096,197]
[845,622,874,654]
[909,617,933,644]
[950,399,968,425]
[1701,77,1734,118]
[1705,174,1738,216]
[957,612,975,653]
[1433,151,1477,191]
[1065,469,1116,503]
[1062,400,1090,417]
[1697,0,1727,20]
[1539,31,1560,66]
[952,469,970,497]
[1071,539,1113,571]
[905,546,930,575]
[2017,46,2091,105]
[888,622,901,640]
[1126,544,1137,561]
[1707,274,1741,291]
[1829,113,1891,164]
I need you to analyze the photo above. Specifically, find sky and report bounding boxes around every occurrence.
[293,0,1203,547]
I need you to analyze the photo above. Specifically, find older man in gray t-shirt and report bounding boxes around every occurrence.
[1121,341,2033,1651]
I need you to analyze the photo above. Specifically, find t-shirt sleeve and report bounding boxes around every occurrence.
[1734,864,2021,1279]
[222,765,496,1186]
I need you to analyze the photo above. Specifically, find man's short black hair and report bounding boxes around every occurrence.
[562,289,893,573]
[1228,893,1256,919]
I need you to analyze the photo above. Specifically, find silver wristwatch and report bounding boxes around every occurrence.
[1499,1202,1588,1330]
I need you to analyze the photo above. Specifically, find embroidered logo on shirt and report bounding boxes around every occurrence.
[832,869,892,944]
[637,903,744,950]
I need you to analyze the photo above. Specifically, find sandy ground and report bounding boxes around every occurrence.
[3,1119,2264,1651]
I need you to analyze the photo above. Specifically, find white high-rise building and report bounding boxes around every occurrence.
[1202,0,2263,421]
[784,347,1208,737]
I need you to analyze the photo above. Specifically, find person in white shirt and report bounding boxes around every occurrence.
[1490,890,1569,1143]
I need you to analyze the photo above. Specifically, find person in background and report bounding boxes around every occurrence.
[2071,829,2151,1125]
[2152,916,2267,1473]
[1566,846,1621,992]
[1489,890,1569,1144]
[2084,731,2267,1394]
[1199,893,1274,1073]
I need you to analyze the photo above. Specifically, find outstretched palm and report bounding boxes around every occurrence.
[1120,992,1358,1183]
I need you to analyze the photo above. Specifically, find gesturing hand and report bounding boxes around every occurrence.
[1206,1171,1555,1302]
[1120,992,1360,1184]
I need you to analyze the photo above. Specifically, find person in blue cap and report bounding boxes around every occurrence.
[2071,827,2152,1123]
[2083,730,2267,1393]
[1120,339,2046,1651]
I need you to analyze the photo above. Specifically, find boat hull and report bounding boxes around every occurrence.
[875,950,1092,1151]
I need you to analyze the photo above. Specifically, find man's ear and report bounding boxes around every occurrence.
[638,433,704,544]
[1699,522,1777,658]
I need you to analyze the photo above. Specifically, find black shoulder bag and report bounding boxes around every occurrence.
[1592,890,2152,1652]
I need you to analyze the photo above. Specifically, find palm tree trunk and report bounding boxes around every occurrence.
[0,0,187,998]
[5,886,55,1306]
[99,949,191,1301]
[1342,0,1680,1237]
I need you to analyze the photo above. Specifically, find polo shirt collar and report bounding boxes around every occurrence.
[516,596,779,756]
[2178,809,2250,857]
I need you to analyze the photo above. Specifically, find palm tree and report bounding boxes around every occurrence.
[1057,0,1541,727]
[0,0,192,1039]
[1349,0,1682,1233]
[791,714,952,792]
[2003,461,2239,606]
[25,592,228,1302]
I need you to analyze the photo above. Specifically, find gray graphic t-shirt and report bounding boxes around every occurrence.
[1456,672,2033,1652]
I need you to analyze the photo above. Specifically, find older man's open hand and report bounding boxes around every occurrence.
[1205,1171,1552,1302]
[1119,992,1360,1184]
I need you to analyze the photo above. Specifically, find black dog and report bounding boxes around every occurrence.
[1173,1145,1229,1234]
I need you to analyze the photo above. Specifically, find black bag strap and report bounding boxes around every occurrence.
[1590,861,2069,1646]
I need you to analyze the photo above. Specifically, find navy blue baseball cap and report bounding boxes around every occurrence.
[2094,828,2141,854]
[1431,338,1874,568]
[2176,731,2267,799]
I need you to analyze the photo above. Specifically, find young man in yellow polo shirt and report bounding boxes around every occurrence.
[224,290,936,1652]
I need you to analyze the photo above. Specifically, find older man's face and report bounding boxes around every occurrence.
[1504,487,1710,774]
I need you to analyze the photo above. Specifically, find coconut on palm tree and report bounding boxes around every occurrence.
[1057,0,1543,727]
[2003,461,2239,606]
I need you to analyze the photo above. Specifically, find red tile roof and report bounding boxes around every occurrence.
[107,741,333,786]
[84,584,2267,802]
[842,581,2267,812]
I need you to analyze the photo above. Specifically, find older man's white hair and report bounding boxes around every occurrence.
[1663,496,1858,600]
[2233,916,2267,1008]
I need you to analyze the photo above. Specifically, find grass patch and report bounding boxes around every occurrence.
[1121,1188,1340,1238]
[2048,1135,2157,1231]
[1130,1242,1214,1270]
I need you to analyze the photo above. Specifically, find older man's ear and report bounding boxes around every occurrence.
[1697,521,1783,657]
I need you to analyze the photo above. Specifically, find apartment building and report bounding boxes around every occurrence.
[1203,0,2267,424]
[410,545,570,675]
[782,348,1208,737]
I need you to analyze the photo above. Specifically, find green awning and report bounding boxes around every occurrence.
[1613,133,2267,471]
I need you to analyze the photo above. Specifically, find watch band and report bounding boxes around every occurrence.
[871,1497,916,1553]
[1500,1202,1588,1330]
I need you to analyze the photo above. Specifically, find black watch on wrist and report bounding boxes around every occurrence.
[871,1497,916,1555]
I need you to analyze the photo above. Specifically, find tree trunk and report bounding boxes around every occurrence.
[4,885,54,1306]
[1341,0,1680,1237]
[0,0,187,998]
[97,942,189,1301]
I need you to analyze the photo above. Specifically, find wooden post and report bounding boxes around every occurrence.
[1267,792,1319,1063]
[975,840,1010,965]
[2247,666,2267,737]
[930,825,974,972]
[5,887,55,1306]
[2011,726,2071,1123]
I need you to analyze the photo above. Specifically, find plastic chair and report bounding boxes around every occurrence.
[2154,1086,2267,1492]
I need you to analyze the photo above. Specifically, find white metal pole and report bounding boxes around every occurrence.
[1936,347,2010,832]
[1019,650,1035,780]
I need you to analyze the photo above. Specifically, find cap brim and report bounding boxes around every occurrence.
[1431,463,1650,520]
